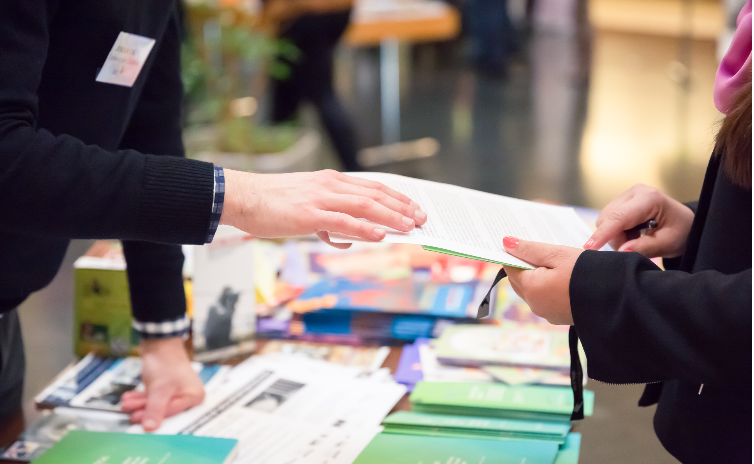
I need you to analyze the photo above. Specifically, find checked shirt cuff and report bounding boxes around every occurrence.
[205,166,225,244]
[133,315,190,339]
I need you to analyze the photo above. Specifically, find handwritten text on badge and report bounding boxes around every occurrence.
[96,32,156,88]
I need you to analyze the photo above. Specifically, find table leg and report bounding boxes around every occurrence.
[380,37,401,146]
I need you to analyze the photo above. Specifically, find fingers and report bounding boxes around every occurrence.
[316,231,352,249]
[617,230,671,258]
[121,391,147,412]
[502,236,569,269]
[336,172,422,210]
[332,182,427,226]
[323,194,419,233]
[315,211,387,241]
[586,196,657,250]
[141,386,172,432]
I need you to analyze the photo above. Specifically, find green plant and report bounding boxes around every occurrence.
[181,3,300,153]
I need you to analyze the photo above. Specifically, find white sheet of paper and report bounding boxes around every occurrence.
[329,173,596,270]
[131,355,405,464]
[95,32,155,87]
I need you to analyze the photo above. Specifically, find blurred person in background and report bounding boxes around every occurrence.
[0,0,426,431]
[260,0,362,171]
[467,0,518,77]
[500,3,752,462]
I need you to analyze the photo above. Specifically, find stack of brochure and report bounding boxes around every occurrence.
[34,354,229,411]
[409,382,594,423]
[382,411,571,443]
[353,431,582,464]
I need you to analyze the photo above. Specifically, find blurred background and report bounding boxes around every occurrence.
[17,0,746,462]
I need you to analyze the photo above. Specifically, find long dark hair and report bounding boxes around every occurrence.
[714,68,752,189]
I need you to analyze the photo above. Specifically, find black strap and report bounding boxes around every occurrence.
[569,325,584,421]
[477,267,507,318]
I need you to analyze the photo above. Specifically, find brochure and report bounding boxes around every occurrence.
[329,172,596,269]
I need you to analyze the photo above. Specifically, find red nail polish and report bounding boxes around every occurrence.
[584,238,594,249]
[503,236,519,249]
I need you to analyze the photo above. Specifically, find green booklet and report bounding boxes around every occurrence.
[352,432,559,464]
[554,433,582,464]
[382,411,570,443]
[409,382,594,423]
[32,431,238,464]
[434,324,571,372]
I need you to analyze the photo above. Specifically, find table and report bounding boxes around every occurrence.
[344,2,460,146]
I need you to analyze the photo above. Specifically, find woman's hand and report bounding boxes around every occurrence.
[221,170,427,248]
[121,338,205,432]
[502,236,583,325]
[584,184,694,258]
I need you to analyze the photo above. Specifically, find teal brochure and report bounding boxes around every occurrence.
[554,433,582,464]
[353,433,559,464]
[32,430,238,464]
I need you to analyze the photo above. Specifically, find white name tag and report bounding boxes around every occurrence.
[95,32,156,88]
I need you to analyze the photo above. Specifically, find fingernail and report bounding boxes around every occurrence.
[411,201,421,210]
[402,216,414,226]
[503,236,519,249]
[414,210,427,222]
[584,238,594,249]
[373,228,386,239]
[143,419,156,430]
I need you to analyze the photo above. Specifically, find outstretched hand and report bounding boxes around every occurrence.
[121,338,205,432]
[501,236,583,325]
[220,169,427,248]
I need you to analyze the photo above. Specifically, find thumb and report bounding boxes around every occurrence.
[617,235,664,257]
[503,236,563,268]
[142,385,172,432]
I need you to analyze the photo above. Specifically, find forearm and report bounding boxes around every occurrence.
[571,250,752,387]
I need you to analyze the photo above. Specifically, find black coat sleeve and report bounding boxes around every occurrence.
[571,250,752,388]
[121,9,188,327]
[0,0,213,245]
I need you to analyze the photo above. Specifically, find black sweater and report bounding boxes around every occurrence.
[0,0,214,323]
[570,153,752,463]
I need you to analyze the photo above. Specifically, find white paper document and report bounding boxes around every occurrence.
[133,354,406,464]
[329,173,596,269]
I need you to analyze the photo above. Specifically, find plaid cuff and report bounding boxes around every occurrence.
[133,315,190,339]
[205,166,225,243]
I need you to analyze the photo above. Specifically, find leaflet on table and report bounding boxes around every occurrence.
[329,173,597,270]
[0,407,131,462]
[132,355,407,464]
[39,355,229,412]
[258,340,390,373]
[192,225,257,362]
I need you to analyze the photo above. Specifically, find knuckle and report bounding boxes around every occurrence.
[356,196,373,210]
[606,209,626,224]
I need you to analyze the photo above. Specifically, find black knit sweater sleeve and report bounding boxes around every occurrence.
[0,0,213,245]
[120,9,189,331]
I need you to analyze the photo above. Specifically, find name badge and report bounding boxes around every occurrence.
[95,32,156,88]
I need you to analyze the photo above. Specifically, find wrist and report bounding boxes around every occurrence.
[219,169,255,228]
[140,337,189,360]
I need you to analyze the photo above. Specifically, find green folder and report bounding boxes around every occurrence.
[32,431,238,464]
[382,411,571,443]
[353,432,559,464]
[410,382,594,423]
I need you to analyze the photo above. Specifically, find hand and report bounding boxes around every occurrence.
[502,236,583,325]
[220,170,427,248]
[121,337,205,432]
[584,184,694,258]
